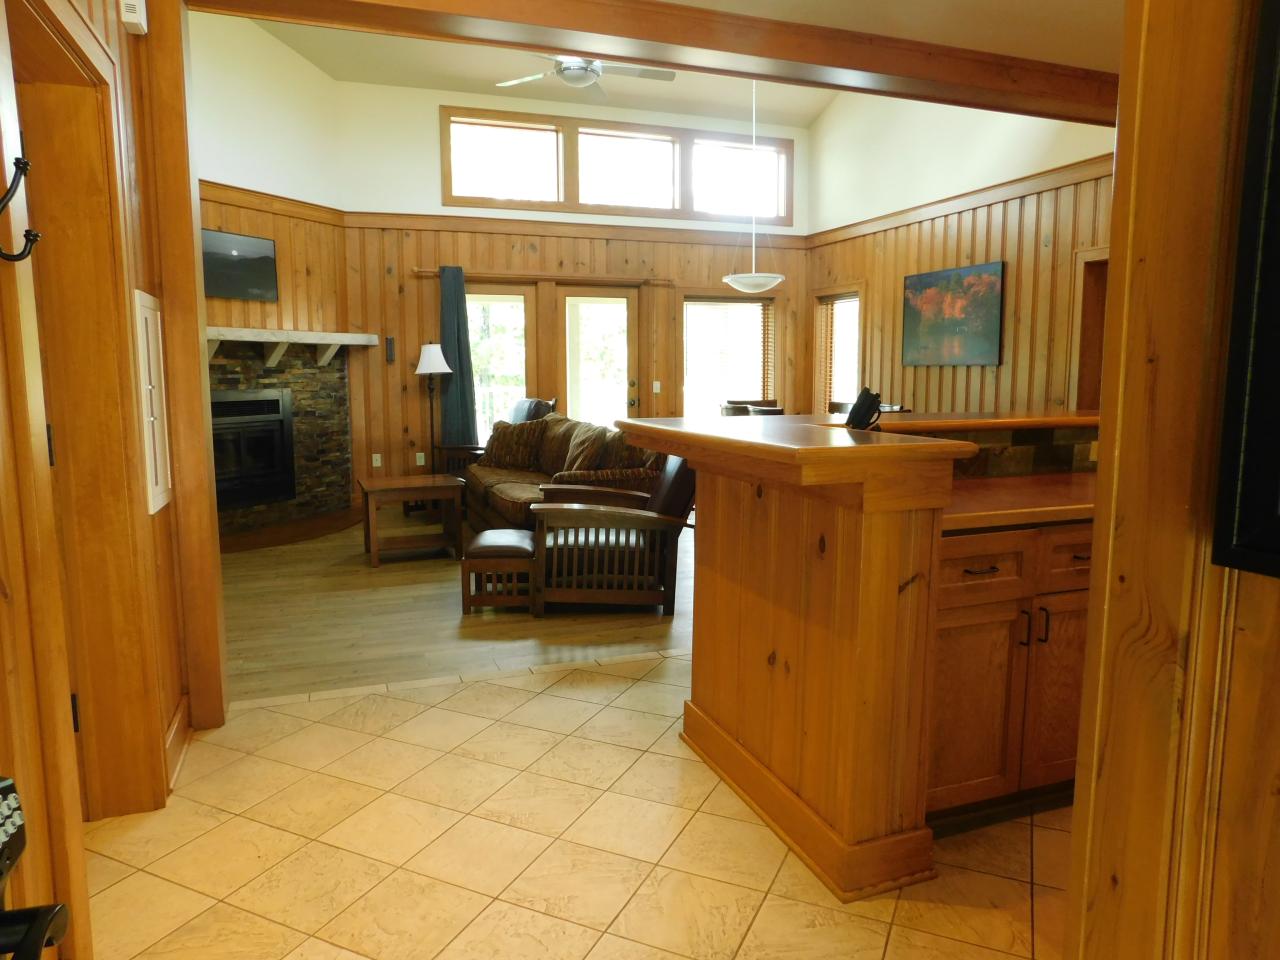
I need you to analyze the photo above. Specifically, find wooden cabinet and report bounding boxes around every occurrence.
[926,522,1092,811]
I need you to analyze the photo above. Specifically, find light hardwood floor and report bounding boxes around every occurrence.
[222,509,693,701]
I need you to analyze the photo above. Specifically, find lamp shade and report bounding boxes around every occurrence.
[722,272,785,294]
[415,343,452,376]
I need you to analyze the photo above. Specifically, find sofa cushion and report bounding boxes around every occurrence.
[564,423,608,472]
[487,482,544,528]
[537,414,583,476]
[478,418,547,470]
[465,464,549,495]
[550,468,661,494]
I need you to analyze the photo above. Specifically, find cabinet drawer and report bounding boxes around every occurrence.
[937,530,1038,609]
[1040,523,1094,594]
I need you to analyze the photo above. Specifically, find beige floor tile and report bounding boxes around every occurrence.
[502,839,652,930]
[174,741,245,789]
[268,696,364,722]
[319,869,489,960]
[641,660,692,687]
[437,681,538,719]
[609,682,688,718]
[572,707,673,751]
[384,707,493,750]
[885,925,1023,959]
[407,815,552,895]
[474,772,602,836]
[582,659,664,680]
[149,816,308,898]
[647,721,700,761]
[437,900,599,960]
[85,851,135,896]
[660,812,787,891]
[195,709,312,753]
[245,773,382,838]
[699,781,763,825]
[1032,826,1071,890]
[383,680,471,706]
[505,694,606,734]
[227,842,393,934]
[1033,804,1074,833]
[609,866,762,960]
[562,793,692,862]
[610,753,719,810]
[585,935,684,959]
[394,752,518,812]
[489,670,574,692]
[545,670,636,705]
[322,695,428,735]
[1033,884,1066,960]
[284,939,371,960]
[137,902,305,959]
[256,723,374,770]
[934,821,1032,882]
[175,754,310,814]
[84,796,232,867]
[769,852,899,924]
[736,895,888,960]
[320,793,462,865]
[321,737,443,790]
[454,721,564,769]
[529,737,643,788]
[90,871,215,960]
[893,864,1033,957]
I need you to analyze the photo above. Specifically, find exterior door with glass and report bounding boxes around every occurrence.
[558,286,640,428]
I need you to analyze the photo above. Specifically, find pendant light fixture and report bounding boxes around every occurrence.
[723,80,784,294]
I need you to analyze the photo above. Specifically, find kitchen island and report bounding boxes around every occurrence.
[618,416,979,901]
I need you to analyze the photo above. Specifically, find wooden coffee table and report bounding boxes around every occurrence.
[359,474,465,566]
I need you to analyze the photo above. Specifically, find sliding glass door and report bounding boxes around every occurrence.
[465,284,535,442]
[560,287,638,428]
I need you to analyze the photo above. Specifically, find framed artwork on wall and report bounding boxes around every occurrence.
[902,261,1004,366]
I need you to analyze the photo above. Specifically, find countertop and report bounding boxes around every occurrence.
[811,410,1101,434]
[942,473,1097,531]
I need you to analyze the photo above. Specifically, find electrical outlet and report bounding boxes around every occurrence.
[652,380,662,394]
[415,452,426,466]
[372,453,382,468]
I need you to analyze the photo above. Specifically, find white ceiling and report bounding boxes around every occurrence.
[256,21,839,128]
[666,0,1123,73]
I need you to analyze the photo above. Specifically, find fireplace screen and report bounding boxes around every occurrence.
[211,389,296,508]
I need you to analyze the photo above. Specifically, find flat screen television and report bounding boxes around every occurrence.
[202,229,279,302]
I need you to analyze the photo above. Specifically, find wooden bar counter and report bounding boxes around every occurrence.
[619,416,978,901]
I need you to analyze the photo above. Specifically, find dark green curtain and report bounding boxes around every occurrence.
[439,265,478,446]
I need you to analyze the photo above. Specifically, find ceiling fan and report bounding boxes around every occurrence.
[496,55,676,98]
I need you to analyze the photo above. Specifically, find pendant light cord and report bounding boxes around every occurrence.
[750,79,758,275]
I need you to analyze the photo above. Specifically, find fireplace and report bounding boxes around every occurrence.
[211,389,296,508]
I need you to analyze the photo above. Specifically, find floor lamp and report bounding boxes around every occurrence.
[415,343,452,472]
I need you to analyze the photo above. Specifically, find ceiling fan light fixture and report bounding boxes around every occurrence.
[557,58,602,87]
[722,272,785,294]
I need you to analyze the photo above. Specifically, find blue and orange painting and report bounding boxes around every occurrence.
[902,261,1004,366]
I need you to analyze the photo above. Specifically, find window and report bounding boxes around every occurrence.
[682,299,774,419]
[465,288,531,442]
[565,295,631,428]
[441,106,793,225]
[819,293,862,410]
[133,291,172,514]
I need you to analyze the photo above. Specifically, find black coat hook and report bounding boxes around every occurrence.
[0,157,29,215]
[0,229,39,263]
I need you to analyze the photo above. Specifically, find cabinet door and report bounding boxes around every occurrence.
[1021,589,1089,789]
[926,600,1031,811]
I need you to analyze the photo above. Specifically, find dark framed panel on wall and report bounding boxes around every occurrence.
[1213,0,1280,579]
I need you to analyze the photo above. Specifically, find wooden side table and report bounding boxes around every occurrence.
[359,474,465,567]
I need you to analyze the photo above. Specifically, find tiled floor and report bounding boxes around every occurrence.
[86,652,1072,960]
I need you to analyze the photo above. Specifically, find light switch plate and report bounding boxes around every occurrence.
[652,380,662,394]
[372,453,382,468]
[415,452,426,466]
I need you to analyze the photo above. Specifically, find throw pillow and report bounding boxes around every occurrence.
[563,423,608,472]
[597,429,652,470]
[537,414,581,476]
[478,418,548,470]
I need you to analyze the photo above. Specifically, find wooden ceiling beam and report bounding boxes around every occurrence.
[187,0,1119,125]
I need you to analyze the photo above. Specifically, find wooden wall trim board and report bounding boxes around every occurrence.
[186,0,1118,124]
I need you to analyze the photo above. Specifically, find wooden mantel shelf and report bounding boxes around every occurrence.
[205,327,379,367]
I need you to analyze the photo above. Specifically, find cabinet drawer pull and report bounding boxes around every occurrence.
[1018,609,1031,647]
[1039,606,1051,643]
[1071,553,1091,562]
[962,565,1000,576]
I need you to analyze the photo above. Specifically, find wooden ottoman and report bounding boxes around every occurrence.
[461,529,535,613]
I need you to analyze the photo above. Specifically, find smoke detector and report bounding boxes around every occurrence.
[121,0,148,35]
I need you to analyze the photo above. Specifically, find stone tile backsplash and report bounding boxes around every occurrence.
[938,426,1099,479]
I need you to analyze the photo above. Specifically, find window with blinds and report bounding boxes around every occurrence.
[682,299,775,418]
[819,294,861,411]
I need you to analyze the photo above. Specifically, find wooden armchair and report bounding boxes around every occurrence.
[528,457,695,617]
